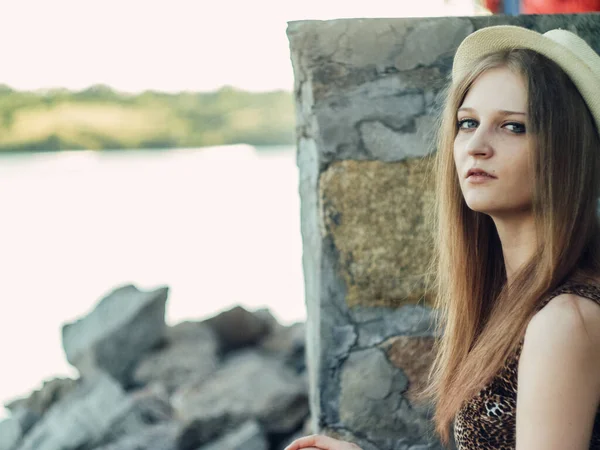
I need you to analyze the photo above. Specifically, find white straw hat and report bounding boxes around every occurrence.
[452,25,600,133]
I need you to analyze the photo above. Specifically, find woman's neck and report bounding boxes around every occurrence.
[492,211,537,285]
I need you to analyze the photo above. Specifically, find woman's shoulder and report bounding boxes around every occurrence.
[517,282,600,448]
[535,290,600,328]
[527,282,600,354]
[534,277,600,314]
[519,288,600,400]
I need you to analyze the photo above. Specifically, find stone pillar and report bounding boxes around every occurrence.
[287,14,600,450]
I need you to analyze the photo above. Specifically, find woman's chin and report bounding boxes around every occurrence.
[464,200,532,219]
[464,199,496,215]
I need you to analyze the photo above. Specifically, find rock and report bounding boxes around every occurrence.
[301,416,313,436]
[5,377,78,414]
[93,423,179,450]
[132,322,219,393]
[359,121,430,162]
[319,428,382,450]
[204,306,271,352]
[172,351,309,434]
[163,321,209,341]
[394,19,473,71]
[15,372,144,450]
[61,284,169,385]
[339,348,435,447]
[198,420,267,450]
[5,377,78,434]
[259,322,306,373]
[128,383,172,424]
[177,413,244,450]
[7,409,38,437]
[408,444,446,450]
[82,383,174,449]
[288,20,413,102]
[326,324,357,365]
[320,160,435,309]
[384,335,436,403]
[278,417,315,450]
[314,93,425,162]
[279,431,304,450]
[259,321,304,354]
[252,308,280,331]
[0,417,22,450]
[352,305,435,348]
[339,348,408,439]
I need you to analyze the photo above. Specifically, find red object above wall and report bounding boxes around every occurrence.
[523,0,600,12]
[484,0,502,12]
[484,0,600,13]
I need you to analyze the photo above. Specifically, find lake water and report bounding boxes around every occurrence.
[0,145,305,415]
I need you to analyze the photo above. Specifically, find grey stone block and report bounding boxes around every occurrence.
[197,421,267,450]
[315,92,425,163]
[329,324,357,363]
[394,19,473,71]
[0,417,22,450]
[15,373,143,450]
[352,305,435,348]
[408,444,446,450]
[133,322,218,394]
[7,409,38,437]
[177,413,243,450]
[359,120,429,161]
[259,321,307,373]
[61,284,168,385]
[204,306,271,352]
[297,135,324,434]
[93,423,179,450]
[339,348,408,437]
[5,377,78,434]
[5,377,77,415]
[172,351,308,434]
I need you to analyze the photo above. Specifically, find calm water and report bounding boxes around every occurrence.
[0,145,305,414]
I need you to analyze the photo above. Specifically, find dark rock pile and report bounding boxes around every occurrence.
[0,285,309,450]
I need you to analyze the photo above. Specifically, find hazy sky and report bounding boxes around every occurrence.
[1,0,478,93]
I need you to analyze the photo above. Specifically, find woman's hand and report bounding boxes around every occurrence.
[285,434,363,450]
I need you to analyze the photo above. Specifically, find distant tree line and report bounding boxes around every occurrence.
[0,84,296,151]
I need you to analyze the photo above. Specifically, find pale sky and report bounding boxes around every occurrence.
[0,0,479,93]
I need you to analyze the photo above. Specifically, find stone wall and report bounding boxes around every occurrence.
[287,13,600,450]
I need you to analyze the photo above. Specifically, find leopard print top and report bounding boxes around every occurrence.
[454,282,600,450]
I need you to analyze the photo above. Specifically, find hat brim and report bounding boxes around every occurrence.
[452,25,600,134]
[453,26,557,81]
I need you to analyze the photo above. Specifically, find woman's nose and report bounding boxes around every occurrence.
[465,128,493,158]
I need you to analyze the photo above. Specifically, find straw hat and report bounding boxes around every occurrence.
[452,25,600,133]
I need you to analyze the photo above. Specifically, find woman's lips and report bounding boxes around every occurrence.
[466,168,496,183]
[467,174,496,184]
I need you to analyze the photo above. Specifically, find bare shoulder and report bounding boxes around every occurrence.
[516,293,600,448]
[522,292,600,390]
[527,292,600,347]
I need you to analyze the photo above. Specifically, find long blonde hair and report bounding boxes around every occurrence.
[424,48,600,444]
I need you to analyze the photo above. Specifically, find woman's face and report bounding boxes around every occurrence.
[453,66,534,218]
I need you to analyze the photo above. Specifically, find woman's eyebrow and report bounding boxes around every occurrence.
[457,106,527,116]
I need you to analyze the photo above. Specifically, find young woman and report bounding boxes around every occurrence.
[286,25,600,450]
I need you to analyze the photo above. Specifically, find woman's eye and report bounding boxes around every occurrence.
[457,118,477,130]
[504,122,526,134]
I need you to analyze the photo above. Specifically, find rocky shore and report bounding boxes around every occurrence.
[0,285,309,450]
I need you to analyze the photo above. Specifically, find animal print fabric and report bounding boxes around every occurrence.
[453,282,600,449]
